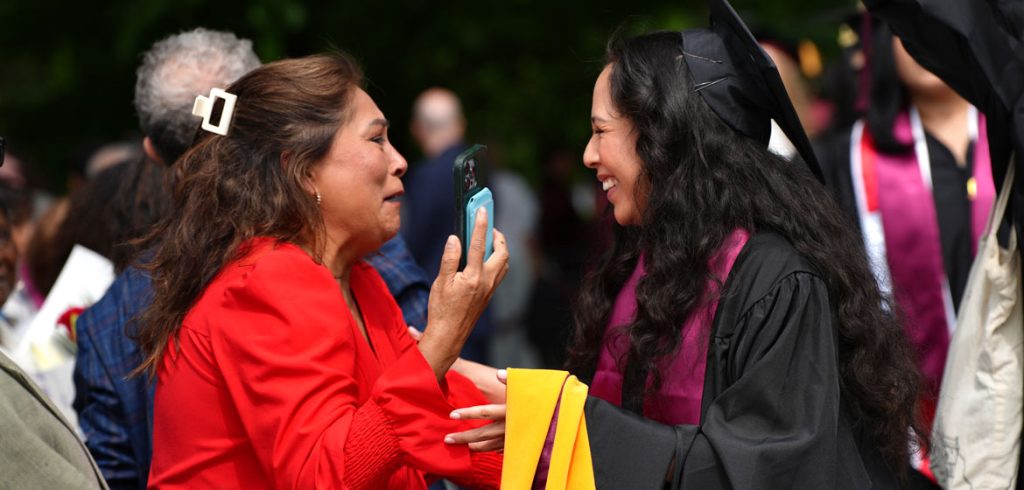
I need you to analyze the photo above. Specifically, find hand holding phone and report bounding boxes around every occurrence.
[420,211,510,381]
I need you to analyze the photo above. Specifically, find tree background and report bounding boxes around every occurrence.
[0,0,853,190]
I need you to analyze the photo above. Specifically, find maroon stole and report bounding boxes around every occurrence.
[589,229,750,425]
[850,106,994,395]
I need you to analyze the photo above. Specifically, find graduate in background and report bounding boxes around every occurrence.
[861,0,1024,484]
[449,1,924,487]
[815,18,994,459]
[862,0,1024,255]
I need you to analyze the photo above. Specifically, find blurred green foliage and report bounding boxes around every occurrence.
[0,0,852,191]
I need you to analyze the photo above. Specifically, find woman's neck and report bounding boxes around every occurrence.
[321,243,358,289]
[317,232,374,347]
[299,230,363,289]
[912,92,971,166]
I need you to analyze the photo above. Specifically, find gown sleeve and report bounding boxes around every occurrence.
[205,249,495,489]
[584,272,875,489]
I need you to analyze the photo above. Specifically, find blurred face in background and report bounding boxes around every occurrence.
[760,42,818,137]
[410,88,466,159]
[310,88,408,257]
[0,210,18,305]
[583,64,644,227]
[893,36,956,99]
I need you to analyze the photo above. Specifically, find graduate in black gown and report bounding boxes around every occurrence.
[447,1,926,487]
[814,27,995,481]
[860,0,1024,485]
[861,0,1024,246]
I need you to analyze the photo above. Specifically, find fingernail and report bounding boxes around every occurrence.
[444,435,456,444]
[497,369,507,380]
[449,411,461,420]
[477,207,487,218]
[445,235,457,250]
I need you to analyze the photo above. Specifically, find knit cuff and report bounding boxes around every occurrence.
[342,399,404,488]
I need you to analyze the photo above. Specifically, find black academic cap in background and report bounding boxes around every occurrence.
[681,0,824,182]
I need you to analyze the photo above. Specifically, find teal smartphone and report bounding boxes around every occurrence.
[453,144,494,269]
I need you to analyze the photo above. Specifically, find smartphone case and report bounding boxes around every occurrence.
[453,144,493,269]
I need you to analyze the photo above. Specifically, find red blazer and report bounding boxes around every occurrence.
[148,238,501,489]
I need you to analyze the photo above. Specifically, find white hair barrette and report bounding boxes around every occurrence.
[192,88,237,136]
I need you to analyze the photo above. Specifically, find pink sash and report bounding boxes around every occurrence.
[851,107,994,393]
[589,229,750,425]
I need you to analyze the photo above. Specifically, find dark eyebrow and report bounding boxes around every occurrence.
[368,118,390,129]
[591,116,608,125]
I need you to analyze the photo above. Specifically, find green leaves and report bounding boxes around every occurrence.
[0,0,850,190]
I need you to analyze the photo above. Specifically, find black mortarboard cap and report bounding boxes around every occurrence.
[682,0,824,182]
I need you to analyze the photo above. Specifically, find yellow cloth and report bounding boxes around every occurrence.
[501,368,595,490]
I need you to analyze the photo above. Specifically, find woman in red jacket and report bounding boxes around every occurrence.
[133,53,508,489]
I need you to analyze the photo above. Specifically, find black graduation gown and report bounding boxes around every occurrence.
[815,130,977,311]
[582,233,899,489]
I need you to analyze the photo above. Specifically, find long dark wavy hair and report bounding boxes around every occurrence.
[566,32,923,473]
[865,21,914,155]
[132,53,363,378]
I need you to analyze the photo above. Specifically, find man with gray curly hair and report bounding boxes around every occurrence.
[73,29,433,490]
[134,28,260,165]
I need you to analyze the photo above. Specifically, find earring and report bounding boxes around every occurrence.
[315,190,322,205]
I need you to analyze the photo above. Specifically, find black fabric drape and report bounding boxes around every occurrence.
[864,0,1024,253]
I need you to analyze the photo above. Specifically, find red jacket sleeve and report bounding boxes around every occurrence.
[206,249,497,489]
[343,262,504,489]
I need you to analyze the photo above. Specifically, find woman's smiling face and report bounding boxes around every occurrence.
[583,64,645,227]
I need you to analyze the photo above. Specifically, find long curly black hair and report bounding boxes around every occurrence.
[865,22,914,155]
[566,31,924,474]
